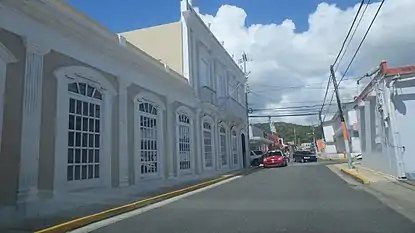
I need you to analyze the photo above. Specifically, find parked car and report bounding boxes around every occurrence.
[250,150,265,166]
[293,150,318,163]
[263,150,289,168]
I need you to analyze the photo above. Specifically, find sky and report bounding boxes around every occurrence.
[65,0,415,125]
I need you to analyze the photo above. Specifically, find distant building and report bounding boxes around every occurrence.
[249,125,273,152]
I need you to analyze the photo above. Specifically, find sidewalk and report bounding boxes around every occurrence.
[1,167,260,233]
[331,163,415,223]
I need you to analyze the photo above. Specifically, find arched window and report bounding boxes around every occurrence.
[67,82,103,182]
[138,101,159,176]
[219,126,227,166]
[177,113,191,172]
[203,121,213,168]
[231,130,238,166]
[54,66,115,191]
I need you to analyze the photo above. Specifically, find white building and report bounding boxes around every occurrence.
[120,0,249,170]
[0,0,248,219]
[323,102,361,157]
[354,61,415,180]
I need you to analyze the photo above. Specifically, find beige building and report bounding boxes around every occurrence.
[0,0,248,220]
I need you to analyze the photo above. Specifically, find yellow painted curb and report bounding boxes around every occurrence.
[340,168,370,184]
[35,168,259,233]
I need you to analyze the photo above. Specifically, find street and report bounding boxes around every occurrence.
[83,162,415,233]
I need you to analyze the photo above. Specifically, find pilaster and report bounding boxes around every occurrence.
[18,40,50,202]
[118,79,130,187]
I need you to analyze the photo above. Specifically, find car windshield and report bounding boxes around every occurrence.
[267,151,283,157]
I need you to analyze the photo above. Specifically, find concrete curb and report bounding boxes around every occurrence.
[318,157,347,162]
[35,167,261,233]
[340,168,370,184]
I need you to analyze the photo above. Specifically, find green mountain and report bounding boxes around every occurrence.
[253,122,323,144]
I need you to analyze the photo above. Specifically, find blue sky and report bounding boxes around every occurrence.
[65,0,363,33]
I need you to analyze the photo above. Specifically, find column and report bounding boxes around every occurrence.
[118,79,130,187]
[166,99,175,178]
[18,40,50,202]
[194,109,202,174]
[228,124,233,169]
[214,115,220,171]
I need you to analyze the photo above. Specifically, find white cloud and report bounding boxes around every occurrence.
[194,0,415,125]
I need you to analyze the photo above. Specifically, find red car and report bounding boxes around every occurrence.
[263,150,289,168]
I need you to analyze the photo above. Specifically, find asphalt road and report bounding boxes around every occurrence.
[92,162,415,233]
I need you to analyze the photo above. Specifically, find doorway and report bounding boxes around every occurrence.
[241,133,247,168]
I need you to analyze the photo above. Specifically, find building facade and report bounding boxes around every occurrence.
[354,61,415,180]
[120,0,249,170]
[323,102,361,156]
[0,0,248,219]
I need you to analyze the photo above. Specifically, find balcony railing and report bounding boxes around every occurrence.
[199,86,217,105]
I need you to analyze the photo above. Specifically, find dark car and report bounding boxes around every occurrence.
[293,150,318,163]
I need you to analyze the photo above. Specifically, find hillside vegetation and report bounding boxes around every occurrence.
[253,122,323,144]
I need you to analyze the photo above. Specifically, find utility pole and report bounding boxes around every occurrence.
[330,65,352,169]
[318,110,326,142]
[240,52,251,168]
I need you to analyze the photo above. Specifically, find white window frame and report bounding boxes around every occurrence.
[219,124,228,168]
[134,92,165,181]
[231,129,238,167]
[67,82,103,184]
[202,116,215,170]
[53,66,115,192]
[176,106,194,176]
[199,58,211,88]
[0,43,17,154]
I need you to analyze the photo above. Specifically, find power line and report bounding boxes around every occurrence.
[249,113,318,118]
[334,0,371,72]
[320,0,366,117]
[333,0,366,67]
[322,0,384,121]
[337,0,385,85]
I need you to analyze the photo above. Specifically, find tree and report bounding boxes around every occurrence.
[253,122,320,145]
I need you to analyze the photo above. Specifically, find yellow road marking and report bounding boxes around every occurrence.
[35,173,239,233]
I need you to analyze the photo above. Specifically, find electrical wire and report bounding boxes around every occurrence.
[320,0,366,116]
[334,0,372,72]
[337,0,385,85]
[323,0,385,121]
[333,0,366,67]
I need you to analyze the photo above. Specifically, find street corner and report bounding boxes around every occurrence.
[326,163,370,185]
[340,168,370,184]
